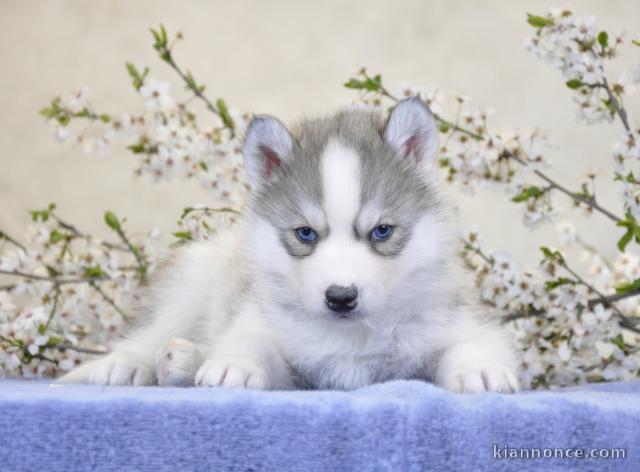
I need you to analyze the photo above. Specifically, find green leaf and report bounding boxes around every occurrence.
[150,25,168,48]
[160,24,168,46]
[511,186,543,203]
[544,277,575,292]
[180,207,194,219]
[616,212,639,252]
[184,71,205,93]
[49,229,64,243]
[540,246,553,259]
[39,101,64,120]
[344,73,383,92]
[39,100,73,126]
[46,336,64,346]
[603,98,617,114]
[39,107,52,118]
[38,106,56,119]
[527,14,553,28]
[610,334,625,350]
[615,278,640,294]
[127,143,147,154]
[83,265,106,278]
[173,231,193,241]
[75,108,92,119]
[370,74,382,90]
[597,31,609,48]
[150,25,171,63]
[566,79,582,89]
[540,246,564,264]
[344,79,364,89]
[150,28,160,44]
[45,265,60,277]
[575,182,592,200]
[216,98,234,130]
[29,203,57,222]
[130,244,143,260]
[126,62,149,92]
[618,228,633,252]
[104,211,121,231]
[614,172,639,185]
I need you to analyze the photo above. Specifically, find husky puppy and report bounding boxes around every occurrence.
[61,97,520,393]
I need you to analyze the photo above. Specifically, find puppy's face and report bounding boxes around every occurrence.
[244,98,447,324]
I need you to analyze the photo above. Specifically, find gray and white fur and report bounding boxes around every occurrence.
[60,97,520,393]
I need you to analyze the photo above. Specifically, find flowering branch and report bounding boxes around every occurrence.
[149,25,235,136]
[0,269,108,286]
[554,254,640,333]
[508,154,622,223]
[347,70,485,140]
[50,211,128,253]
[344,69,624,225]
[0,267,129,321]
[470,243,640,331]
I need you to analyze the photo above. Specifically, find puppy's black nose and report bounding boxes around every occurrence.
[325,284,358,312]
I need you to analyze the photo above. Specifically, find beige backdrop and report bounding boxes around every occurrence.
[1,0,639,266]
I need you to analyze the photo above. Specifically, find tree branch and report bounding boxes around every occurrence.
[601,76,631,133]
[0,230,27,252]
[48,343,107,356]
[508,153,623,223]
[560,261,640,333]
[589,287,640,307]
[88,281,129,321]
[151,28,235,137]
[43,285,62,331]
[0,269,108,285]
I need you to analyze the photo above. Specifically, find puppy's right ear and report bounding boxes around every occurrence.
[242,115,294,186]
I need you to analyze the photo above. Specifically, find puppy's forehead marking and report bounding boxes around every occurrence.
[321,139,361,235]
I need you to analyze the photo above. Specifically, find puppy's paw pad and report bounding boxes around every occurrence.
[195,358,268,390]
[443,366,520,394]
[155,338,202,387]
[89,356,154,386]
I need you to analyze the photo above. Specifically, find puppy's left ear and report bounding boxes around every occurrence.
[383,96,439,169]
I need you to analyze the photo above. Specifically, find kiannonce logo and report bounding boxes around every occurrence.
[492,444,627,460]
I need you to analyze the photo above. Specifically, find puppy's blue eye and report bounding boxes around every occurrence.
[371,225,393,241]
[295,227,317,243]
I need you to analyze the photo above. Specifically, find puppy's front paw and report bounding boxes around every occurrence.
[155,338,202,387]
[441,366,520,394]
[90,355,155,386]
[195,357,269,390]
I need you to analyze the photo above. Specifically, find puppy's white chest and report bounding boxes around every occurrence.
[287,328,425,390]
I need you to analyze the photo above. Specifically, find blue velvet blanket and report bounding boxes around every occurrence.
[0,379,638,471]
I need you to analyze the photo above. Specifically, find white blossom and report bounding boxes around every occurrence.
[140,78,174,111]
